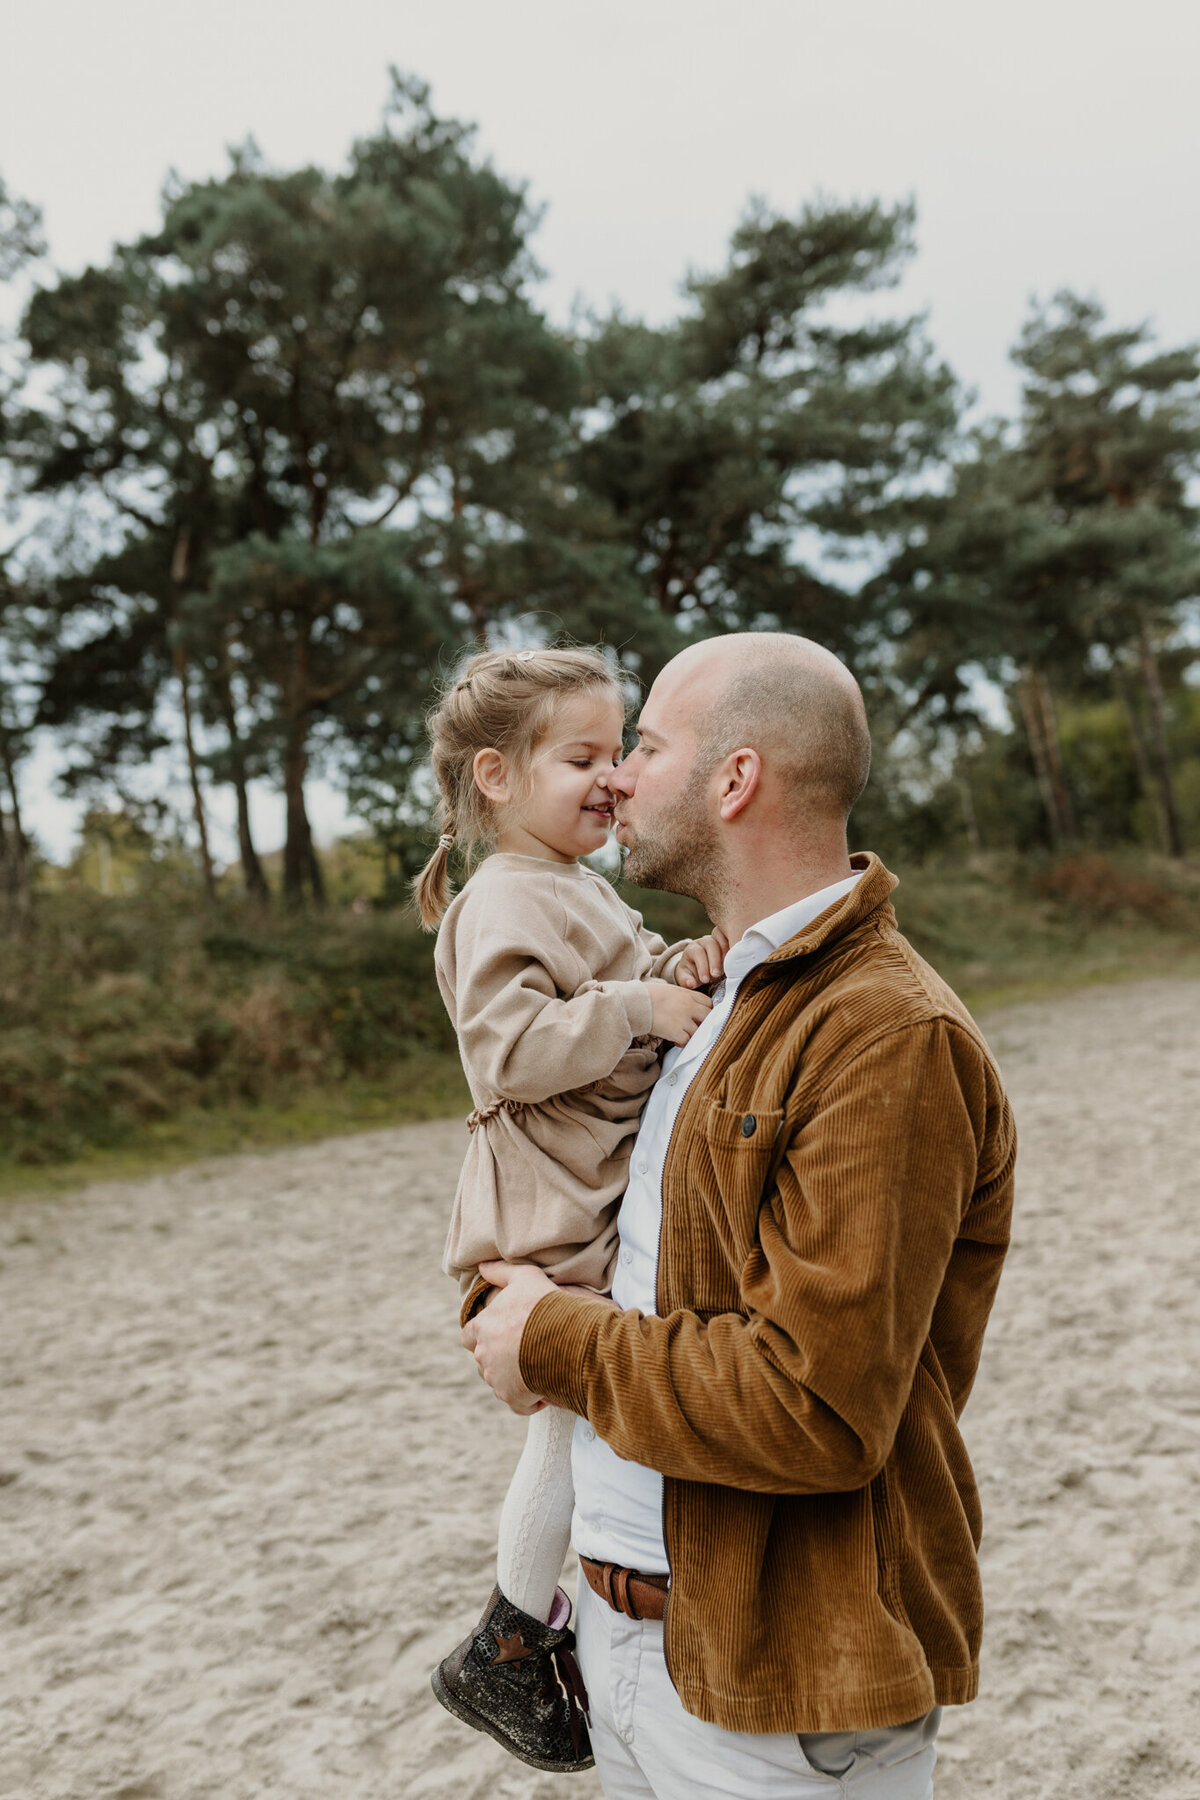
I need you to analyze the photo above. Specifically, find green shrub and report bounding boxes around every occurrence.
[0,883,459,1165]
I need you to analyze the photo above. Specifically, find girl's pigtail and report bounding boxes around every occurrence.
[413,831,456,932]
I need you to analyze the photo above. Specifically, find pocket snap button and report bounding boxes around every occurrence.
[741,1113,757,1137]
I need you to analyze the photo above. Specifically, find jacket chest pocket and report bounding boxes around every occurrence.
[677,1103,785,1310]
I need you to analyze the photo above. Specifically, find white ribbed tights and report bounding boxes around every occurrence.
[496,1403,576,1623]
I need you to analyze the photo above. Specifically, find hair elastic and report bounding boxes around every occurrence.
[438,833,455,852]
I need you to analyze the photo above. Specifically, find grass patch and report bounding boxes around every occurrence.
[1,849,1197,1196]
[0,1055,469,1202]
[889,852,1200,1012]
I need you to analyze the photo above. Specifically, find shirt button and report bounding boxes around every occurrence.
[621,1248,633,1266]
[583,1426,596,1442]
[666,1073,678,1086]
[637,1160,648,1175]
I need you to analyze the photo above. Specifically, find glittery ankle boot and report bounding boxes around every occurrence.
[431,1584,593,1772]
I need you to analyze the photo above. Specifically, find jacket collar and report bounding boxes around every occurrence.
[761,852,898,969]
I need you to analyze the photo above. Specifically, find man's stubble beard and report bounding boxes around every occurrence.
[621,765,726,914]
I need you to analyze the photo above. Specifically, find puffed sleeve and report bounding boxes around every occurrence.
[451,876,655,1104]
[618,895,689,981]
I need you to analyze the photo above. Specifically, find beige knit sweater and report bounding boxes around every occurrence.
[435,852,683,1294]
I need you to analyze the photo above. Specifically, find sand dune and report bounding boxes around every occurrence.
[2,976,1199,1798]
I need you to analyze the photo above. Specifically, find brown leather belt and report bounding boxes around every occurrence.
[579,1556,669,1622]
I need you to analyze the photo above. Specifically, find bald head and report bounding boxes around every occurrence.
[657,633,871,826]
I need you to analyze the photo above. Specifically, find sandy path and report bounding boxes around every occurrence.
[1,977,1199,1799]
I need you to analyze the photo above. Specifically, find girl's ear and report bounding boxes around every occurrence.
[473,747,511,806]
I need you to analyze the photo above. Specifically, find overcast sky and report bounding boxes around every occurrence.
[3,0,1198,857]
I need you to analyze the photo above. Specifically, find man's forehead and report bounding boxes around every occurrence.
[640,660,717,730]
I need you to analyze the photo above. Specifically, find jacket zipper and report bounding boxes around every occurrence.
[651,933,862,1689]
[654,963,781,1694]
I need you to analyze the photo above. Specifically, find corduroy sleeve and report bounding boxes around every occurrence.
[453,879,654,1103]
[519,1018,992,1494]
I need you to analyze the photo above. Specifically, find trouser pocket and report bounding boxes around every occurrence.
[797,1709,941,1795]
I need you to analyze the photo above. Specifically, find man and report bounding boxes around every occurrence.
[465,633,1015,1797]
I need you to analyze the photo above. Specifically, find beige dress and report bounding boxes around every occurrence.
[435,852,682,1294]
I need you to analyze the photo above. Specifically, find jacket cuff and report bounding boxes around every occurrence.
[518,1290,606,1416]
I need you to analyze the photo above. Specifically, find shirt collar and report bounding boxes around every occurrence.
[723,872,864,984]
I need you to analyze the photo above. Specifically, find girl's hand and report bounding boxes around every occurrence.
[675,929,729,990]
[646,978,713,1046]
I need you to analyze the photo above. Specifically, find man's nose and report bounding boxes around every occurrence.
[607,757,637,797]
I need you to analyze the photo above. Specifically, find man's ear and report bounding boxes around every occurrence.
[717,748,761,821]
[473,747,511,805]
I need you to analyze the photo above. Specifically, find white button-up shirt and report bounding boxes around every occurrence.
[570,871,864,1572]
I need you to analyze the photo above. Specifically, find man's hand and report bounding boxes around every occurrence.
[463,1263,617,1414]
[675,928,729,990]
[460,1262,553,1413]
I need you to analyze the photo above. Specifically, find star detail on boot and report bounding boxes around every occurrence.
[491,1630,535,1664]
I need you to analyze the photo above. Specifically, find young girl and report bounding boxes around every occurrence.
[414,646,722,1774]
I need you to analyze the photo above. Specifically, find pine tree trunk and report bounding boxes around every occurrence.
[234,771,270,903]
[1016,667,1068,851]
[174,643,217,899]
[306,830,327,906]
[1112,660,1162,847]
[956,754,983,854]
[0,734,32,929]
[216,654,269,903]
[170,532,216,899]
[1136,612,1185,857]
[1033,670,1077,846]
[281,632,324,906]
[282,720,310,905]
[0,808,21,922]
[282,765,324,907]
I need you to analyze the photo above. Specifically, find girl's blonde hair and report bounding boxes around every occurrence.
[412,645,624,929]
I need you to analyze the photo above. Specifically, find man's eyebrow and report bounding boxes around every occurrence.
[634,725,664,744]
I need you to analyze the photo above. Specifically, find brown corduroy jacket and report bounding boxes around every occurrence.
[518,854,1016,1735]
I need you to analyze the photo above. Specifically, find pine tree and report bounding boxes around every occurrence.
[573,199,961,680]
[0,176,46,924]
[18,75,580,902]
[1012,293,1200,855]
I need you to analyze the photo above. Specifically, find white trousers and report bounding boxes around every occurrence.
[575,1579,941,1799]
